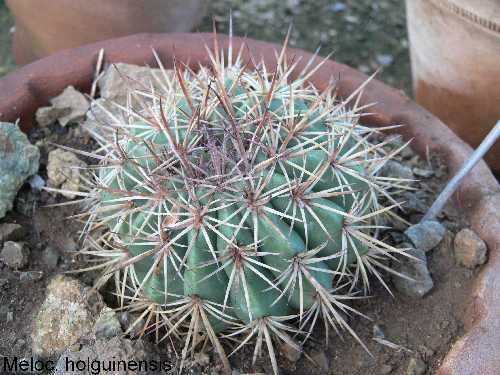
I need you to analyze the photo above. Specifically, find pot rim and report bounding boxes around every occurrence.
[0,32,498,374]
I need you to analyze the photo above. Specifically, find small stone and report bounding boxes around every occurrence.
[380,364,393,374]
[310,350,329,372]
[94,306,122,338]
[328,2,346,12]
[345,15,359,23]
[32,275,102,357]
[0,122,40,219]
[392,248,434,298]
[0,278,8,289]
[98,63,166,102]
[412,167,434,178]
[376,54,394,66]
[0,223,27,242]
[279,341,302,363]
[28,174,46,191]
[454,228,488,268]
[380,160,414,180]
[36,86,89,127]
[117,311,144,338]
[1,241,29,269]
[405,221,446,252]
[373,324,385,339]
[19,270,44,281]
[193,352,210,366]
[41,246,59,270]
[406,357,426,375]
[47,149,87,199]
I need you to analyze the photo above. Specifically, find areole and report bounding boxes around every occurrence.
[0,33,498,374]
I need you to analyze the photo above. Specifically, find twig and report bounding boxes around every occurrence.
[422,120,500,222]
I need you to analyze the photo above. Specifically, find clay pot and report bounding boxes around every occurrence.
[406,0,500,172]
[6,0,208,65]
[0,33,498,374]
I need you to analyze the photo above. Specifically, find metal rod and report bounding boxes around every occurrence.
[422,120,500,222]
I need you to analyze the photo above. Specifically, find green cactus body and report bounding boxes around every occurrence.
[81,41,407,375]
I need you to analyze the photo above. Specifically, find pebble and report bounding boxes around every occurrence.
[19,270,44,282]
[279,341,302,363]
[392,247,434,298]
[32,275,102,357]
[98,63,166,102]
[1,241,29,269]
[0,223,27,242]
[406,357,426,375]
[0,305,14,322]
[405,220,445,252]
[28,174,46,191]
[47,149,87,199]
[380,160,414,180]
[329,2,347,12]
[412,167,434,178]
[0,122,40,219]
[310,350,329,372]
[380,364,393,374]
[453,228,488,268]
[93,306,122,339]
[376,54,394,66]
[36,86,89,127]
[41,246,60,270]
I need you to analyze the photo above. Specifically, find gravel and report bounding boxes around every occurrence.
[453,228,488,268]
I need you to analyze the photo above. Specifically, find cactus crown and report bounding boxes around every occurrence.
[78,33,409,374]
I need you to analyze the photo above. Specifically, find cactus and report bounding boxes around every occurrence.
[77,34,410,374]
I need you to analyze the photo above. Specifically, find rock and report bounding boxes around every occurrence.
[310,350,329,372]
[36,86,89,127]
[0,122,40,219]
[41,246,59,270]
[1,241,29,269]
[0,223,27,242]
[19,270,44,282]
[376,54,394,66]
[98,63,166,101]
[405,220,445,252]
[0,278,8,289]
[279,341,302,363]
[32,275,103,357]
[52,336,166,375]
[117,311,145,338]
[454,228,488,268]
[28,174,46,191]
[373,324,386,339]
[380,160,414,180]
[82,98,123,139]
[0,305,14,322]
[380,364,393,374]
[193,352,210,367]
[93,306,122,338]
[412,167,434,178]
[47,149,87,199]
[328,2,346,12]
[406,357,426,375]
[392,247,434,298]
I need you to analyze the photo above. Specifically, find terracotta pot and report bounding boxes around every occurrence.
[6,0,208,65]
[0,33,498,374]
[406,0,500,172]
